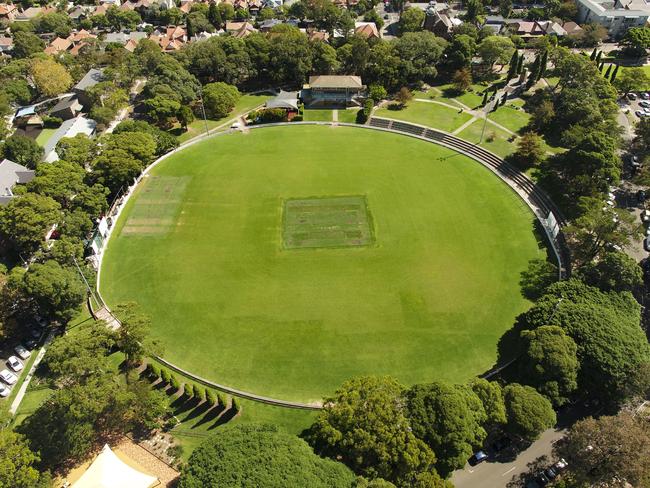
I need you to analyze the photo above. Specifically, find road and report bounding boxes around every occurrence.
[451,428,565,488]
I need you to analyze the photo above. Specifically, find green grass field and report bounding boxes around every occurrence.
[458,119,516,158]
[375,102,473,133]
[337,109,358,124]
[488,104,531,134]
[303,109,334,122]
[100,126,544,402]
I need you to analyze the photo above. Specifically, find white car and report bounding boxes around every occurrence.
[642,209,650,223]
[641,100,650,108]
[14,345,30,361]
[6,356,22,372]
[0,383,10,398]
[0,369,18,385]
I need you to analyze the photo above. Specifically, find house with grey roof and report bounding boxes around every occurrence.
[43,116,97,163]
[49,95,84,121]
[73,68,105,108]
[0,159,35,206]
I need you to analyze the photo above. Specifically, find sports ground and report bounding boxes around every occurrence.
[100,125,545,402]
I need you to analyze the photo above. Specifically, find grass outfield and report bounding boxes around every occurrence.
[101,125,545,403]
[375,102,473,133]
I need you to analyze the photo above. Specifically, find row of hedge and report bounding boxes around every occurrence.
[145,363,241,413]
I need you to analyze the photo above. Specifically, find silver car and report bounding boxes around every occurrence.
[14,345,31,361]
[0,383,10,398]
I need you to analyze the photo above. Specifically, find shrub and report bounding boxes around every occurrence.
[231,397,240,413]
[42,115,62,128]
[217,393,226,408]
[206,389,216,406]
[184,383,194,398]
[170,375,180,391]
[368,85,387,103]
[258,108,287,123]
[194,384,205,401]
[160,368,171,384]
[149,364,161,379]
[292,115,303,122]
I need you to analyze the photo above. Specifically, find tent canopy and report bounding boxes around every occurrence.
[72,444,158,488]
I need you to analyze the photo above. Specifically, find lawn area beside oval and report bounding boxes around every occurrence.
[375,101,473,133]
[100,125,545,403]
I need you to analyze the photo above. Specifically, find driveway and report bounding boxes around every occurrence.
[451,428,565,488]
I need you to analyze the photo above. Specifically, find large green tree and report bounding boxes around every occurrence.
[0,430,50,488]
[0,193,61,255]
[406,382,487,476]
[619,26,650,57]
[518,325,578,406]
[306,376,438,486]
[579,251,643,293]
[202,82,240,119]
[179,424,356,488]
[503,383,556,441]
[1,135,44,169]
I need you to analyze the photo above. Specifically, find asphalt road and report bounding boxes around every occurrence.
[450,428,566,488]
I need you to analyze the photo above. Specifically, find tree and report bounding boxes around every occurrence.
[564,197,638,266]
[619,26,650,58]
[521,279,650,401]
[555,413,650,488]
[91,148,143,195]
[56,134,98,166]
[452,68,472,93]
[470,378,506,428]
[20,260,86,322]
[179,424,356,488]
[444,34,476,69]
[478,36,515,70]
[611,64,619,82]
[33,12,73,38]
[103,131,157,164]
[615,66,650,95]
[0,430,50,488]
[177,105,195,130]
[267,26,312,85]
[406,382,487,476]
[369,85,388,103]
[519,258,558,300]
[506,50,519,80]
[306,376,437,485]
[144,95,181,129]
[311,41,340,75]
[42,322,113,386]
[186,11,215,35]
[503,384,556,441]
[206,388,216,406]
[11,32,45,58]
[27,160,86,208]
[0,193,61,255]
[398,8,424,34]
[202,82,240,119]
[579,251,643,292]
[113,120,179,155]
[112,302,159,367]
[512,131,544,168]
[394,32,446,85]
[1,134,43,169]
[30,58,72,97]
[518,326,579,406]
[395,86,413,106]
[208,1,222,28]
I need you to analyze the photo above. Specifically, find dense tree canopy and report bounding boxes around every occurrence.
[0,193,61,255]
[179,424,357,488]
[503,384,556,441]
[0,430,50,488]
[306,376,438,486]
[579,251,643,293]
[1,135,44,169]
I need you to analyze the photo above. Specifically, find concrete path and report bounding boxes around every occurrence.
[9,332,54,415]
[451,428,566,488]
[453,116,478,135]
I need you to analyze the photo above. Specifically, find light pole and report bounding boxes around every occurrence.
[197,86,209,136]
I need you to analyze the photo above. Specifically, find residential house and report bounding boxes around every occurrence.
[45,37,73,55]
[43,116,97,163]
[0,159,35,206]
[90,4,109,15]
[423,2,460,38]
[73,68,105,108]
[14,6,56,21]
[354,21,381,38]
[149,26,187,51]
[49,96,84,121]
[104,30,147,46]
[259,18,283,31]
[13,105,37,126]
[576,0,650,37]
[308,29,330,42]
[483,15,506,34]
[44,29,96,56]
[562,21,583,35]
[0,36,13,54]
[226,21,258,38]
[0,3,17,22]
[264,0,282,8]
[302,75,366,107]
[99,0,121,6]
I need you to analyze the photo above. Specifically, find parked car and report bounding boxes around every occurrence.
[13,345,30,360]
[24,339,38,350]
[0,369,18,385]
[6,356,22,372]
[0,383,9,398]
[535,471,550,486]
[642,92,650,100]
[29,328,41,339]
[628,92,638,100]
[636,110,650,117]
[468,450,488,465]
[644,235,650,252]
[638,190,646,203]
[544,466,558,480]
[554,458,568,471]
[641,100,650,108]
[642,209,650,223]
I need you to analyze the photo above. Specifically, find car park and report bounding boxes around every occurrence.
[6,356,22,372]
[0,383,9,398]
[0,369,18,385]
[468,450,488,465]
[14,345,30,360]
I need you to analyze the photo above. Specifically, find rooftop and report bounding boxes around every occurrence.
[0,158,35,201]
[308,75,364,89]
[73,68,105,92]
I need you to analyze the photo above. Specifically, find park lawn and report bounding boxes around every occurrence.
[458,118,517,158]
[101,125,544,402]
[375,101,473,133]
[455,86,487,109]
[337,108,358,123]
[303,109,334,121]
[36,128,56,147]
[175,94,271,143]
[488,104,531,134]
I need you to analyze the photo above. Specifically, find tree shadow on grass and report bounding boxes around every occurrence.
[179,401,211,423]
[191,405,224,429]
[207,408,237,430]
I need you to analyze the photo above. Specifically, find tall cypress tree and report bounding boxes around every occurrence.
[482,91,489,106]
[595,50,602,64]
[208,2,222,28]
[527,55,540,88]
[538,49,548,81]
[507,50,519,80]
[590,47,597,60]
[516,54,524,74]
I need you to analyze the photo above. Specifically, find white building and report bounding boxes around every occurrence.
[576,0,650,37]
